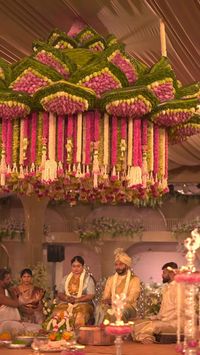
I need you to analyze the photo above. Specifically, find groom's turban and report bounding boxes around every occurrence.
[114,248,132,267]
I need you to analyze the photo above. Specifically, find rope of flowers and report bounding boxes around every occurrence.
[168,115,200,144]
[78,216,144,242]
[10,58,62,95]
[151,98,198,127]
[33,81,96,115]
[83,35,106,52]
[32,41,77,79]
[101,86,158,117]
[51,34,78,50]
[104,43,148,84]
[70,59,129,97]
[47,28,77,45]
[0,90,31,119]
[75,27,98,44]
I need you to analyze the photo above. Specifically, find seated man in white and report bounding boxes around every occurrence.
[134,262,184,343]
[0,268,41,335]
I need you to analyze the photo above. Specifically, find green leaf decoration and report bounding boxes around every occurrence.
[48,28,78,48]
[70,59,129,97]
[176,82,200,99]
[169,121,200,144]
[101,86,158,117]
[151,98,198,127]
[33,80,96,115]
[136,68,177,102]
[83,35,106,52]
[0,58,12,85]
[51,34,78,50]
[0,89,31,119]
[149,56,173,74]
[64,48,100,68]
[0,80,6,89]
[106,34,122,47]
[75,27,98,44]
[103,44,148,84]
[10,57,62,95]
[32,40,77,78]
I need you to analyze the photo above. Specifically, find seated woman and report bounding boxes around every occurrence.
[55,256,95,329]
[14,268,45,324]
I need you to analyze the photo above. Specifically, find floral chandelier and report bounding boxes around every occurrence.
[0,26,199,206]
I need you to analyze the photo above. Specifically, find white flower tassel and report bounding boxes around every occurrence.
[0,150,7,186]
[103,113,109,166]
[76,113,82,165]
[128,166,142,186]
[19,165,24,179]
[44,113,57,181]
[142,153,148,188]
[93,147,99,188]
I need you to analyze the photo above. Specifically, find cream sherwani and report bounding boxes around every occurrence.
[95,273,140,324]
[134,281,184,343]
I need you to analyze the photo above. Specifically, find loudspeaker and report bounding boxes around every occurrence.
[47,245,65,262]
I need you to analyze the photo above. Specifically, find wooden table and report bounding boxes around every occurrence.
[0,343,178,355]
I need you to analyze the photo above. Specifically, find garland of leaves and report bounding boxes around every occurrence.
[70,59,129,87]
[78,216,144,242]
[171,216,200,239]
[0,218,25,241]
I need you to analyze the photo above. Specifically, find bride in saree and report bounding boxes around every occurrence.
[54,256,95,329]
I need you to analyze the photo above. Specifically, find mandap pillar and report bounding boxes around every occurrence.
[20,195,49,265]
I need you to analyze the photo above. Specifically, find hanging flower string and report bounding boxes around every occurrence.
[6,119,12,169]
[66,115,73,166]
[111,115,117,169]
[57,115,64,163]
[36,112,43,167]
[85,111,91,166]
[30,113,37,168]
[153,125,159,178]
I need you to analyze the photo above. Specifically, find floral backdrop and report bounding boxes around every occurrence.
[0,26,199,206]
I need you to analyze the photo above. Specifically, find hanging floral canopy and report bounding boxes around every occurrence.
[0,27,199,206]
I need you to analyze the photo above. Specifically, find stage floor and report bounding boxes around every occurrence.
[1,343,177,355]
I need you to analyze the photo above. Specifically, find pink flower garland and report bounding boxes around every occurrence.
[6,119,13,166]
[24,116,30,166]
[165,130,168,179]
[67,115,73,138]
[85,111,92,165]
[153,125,159,175]
[30,112,37,163]
[142,119,148,146]
[1,118,7,149]
[73,114,77,164]
[90,111,95,142]
[121,117,127,140]
[42,112,49,159]
[111,115,117,166]
[57,115,64,162]
[94,110,100,142]
[133,119,141,166]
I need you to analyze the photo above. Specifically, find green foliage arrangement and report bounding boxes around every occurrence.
[78,216,144,242]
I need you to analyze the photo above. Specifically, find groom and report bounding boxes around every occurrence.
[96,248,140,324]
